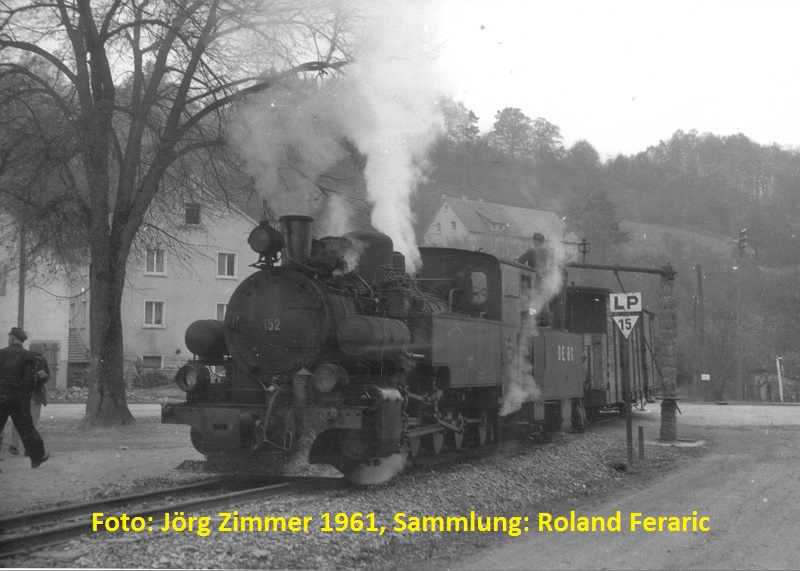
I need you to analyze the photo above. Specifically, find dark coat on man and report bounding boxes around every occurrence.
[0,341,47,464]
[0,343,37,402]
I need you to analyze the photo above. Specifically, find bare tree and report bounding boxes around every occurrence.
[0,0,348,426]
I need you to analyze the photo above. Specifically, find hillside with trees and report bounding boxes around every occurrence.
[413,100,800,401]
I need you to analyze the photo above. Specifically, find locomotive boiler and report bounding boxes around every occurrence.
[162,215,590,484]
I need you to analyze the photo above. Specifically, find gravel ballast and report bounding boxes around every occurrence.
[5,430,705,569]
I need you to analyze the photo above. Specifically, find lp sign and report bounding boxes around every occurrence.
[610,292,642,340]
[610,292,641,313]
[612,314,639,339]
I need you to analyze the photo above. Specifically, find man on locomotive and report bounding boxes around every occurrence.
[516,232,554,325]
[517,232,555,290]
[516,233,550,274]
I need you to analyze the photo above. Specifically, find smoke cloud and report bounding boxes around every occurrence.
[499,240,569,417]
[233,1,445,272]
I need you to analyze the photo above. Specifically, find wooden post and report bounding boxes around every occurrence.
[622,334,633,466]
[776,357,784,403]
[638,425,645,460]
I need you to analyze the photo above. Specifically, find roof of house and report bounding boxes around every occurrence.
[439,196,566,239]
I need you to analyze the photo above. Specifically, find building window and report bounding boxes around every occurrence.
[435,223,441,233]
[216,303,227,321]
[451,221,457,231]
[145,248,165,274]
[144,301,165,327]
[217,253,236,278]
[141,355,163,369]
[185,203,201,225]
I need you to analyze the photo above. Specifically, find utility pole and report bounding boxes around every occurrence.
[17,222,26,329]
[737,229,747,401]
[695,265,705,400]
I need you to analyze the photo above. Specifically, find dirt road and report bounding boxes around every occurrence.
[455,403,800,570]
[0,403,203,514]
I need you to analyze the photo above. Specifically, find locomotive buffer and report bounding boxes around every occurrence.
[610,292,642,465]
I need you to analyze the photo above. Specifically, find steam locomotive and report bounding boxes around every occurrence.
[161,215,655,484]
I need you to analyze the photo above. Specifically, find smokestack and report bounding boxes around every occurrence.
[279,215,313,262]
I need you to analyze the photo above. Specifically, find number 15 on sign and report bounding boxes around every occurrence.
[613,314,639,339]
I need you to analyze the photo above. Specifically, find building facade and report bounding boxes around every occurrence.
[421,196,576,261]
[0,203,260,391]
[67,203,260,387]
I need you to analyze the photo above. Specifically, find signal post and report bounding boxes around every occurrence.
[610,292,642,465]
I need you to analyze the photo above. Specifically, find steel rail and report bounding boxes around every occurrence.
[0,477,336,557]
[0,478,228,534]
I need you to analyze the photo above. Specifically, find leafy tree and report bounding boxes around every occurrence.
[489,107,532,159]
[0,0,348,426]
[437,96,479,145]
[530,117,564,159]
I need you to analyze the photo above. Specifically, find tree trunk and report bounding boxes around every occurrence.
[82,261,135,426]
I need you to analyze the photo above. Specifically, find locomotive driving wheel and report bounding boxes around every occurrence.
[477,412,489,446]
[409,436,421,457]
[431,432,444,454]
[452,414,467,450]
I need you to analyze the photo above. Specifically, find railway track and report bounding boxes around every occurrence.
[0,476,337,557]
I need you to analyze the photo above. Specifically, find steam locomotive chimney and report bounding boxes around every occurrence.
[279,215,314,262]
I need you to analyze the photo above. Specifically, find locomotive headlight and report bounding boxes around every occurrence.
[175,362,209,392]
[313,363,347,394]
[248,221,285,259]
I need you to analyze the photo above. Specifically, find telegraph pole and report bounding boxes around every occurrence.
[737,229,747,401]
[695,265,705,400]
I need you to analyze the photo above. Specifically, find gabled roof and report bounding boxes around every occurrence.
[441,196,565,239]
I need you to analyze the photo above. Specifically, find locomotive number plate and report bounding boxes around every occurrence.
[264,318,281,331]
[557,344,575,362]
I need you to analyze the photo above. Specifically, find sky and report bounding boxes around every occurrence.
[432,0,800,158]
[239,0,800,263]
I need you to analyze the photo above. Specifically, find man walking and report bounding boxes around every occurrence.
[0,327,50,468]
[7,342,50,456]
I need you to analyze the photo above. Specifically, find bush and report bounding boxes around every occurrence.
[67,367,91,389]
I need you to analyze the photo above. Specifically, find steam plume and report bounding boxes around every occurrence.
[233,2,445,272]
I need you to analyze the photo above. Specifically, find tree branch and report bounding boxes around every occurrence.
[0,40,79,85]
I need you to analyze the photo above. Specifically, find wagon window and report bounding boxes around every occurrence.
[470,270,488,305]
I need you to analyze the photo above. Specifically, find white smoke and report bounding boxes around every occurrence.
[317,193,354,238]
[499,239,569,417]
[233,1,445,272]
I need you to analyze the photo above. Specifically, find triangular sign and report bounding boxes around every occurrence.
[612,314,640,339]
